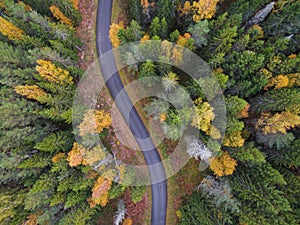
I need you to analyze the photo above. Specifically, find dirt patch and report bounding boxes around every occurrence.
[76,0,97,70]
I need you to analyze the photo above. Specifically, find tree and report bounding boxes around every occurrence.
[264,74,289,90]
[124,20,144,42]
[230,142,266,165]
[256,111,300,135]
[123,218,133,225]
[66,142,85,167]
[49,5,73,26]
[188,20,210,47]
[191,98,215,133]
[190,0,220,23]
[162,71,179,92]
[223,131,245,147]
[78,109,112,136]
[209,151,237,177]
[14,84,47,102]
[149,17,160,37]
[138,60,156,78]
[110,23,124,47]
[185,136,212,161]
[88,170,117,207]
[36,59,73,85]
[0,16,24,40]
[114,200,126,225]
[250,88,300,113]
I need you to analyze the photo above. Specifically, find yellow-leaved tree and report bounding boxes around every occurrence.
[180,0,219,22]
[177,33,191,47]
[264,75,289,90]
[209,151,237,177]
[222,131,245,147]
[236,103,250,119]
[15,85,47,102]
[36,59,73,85]
[78,109,112,136]
[109,22,124,47]
[69,0,79,10]
[257,111,300,134]
[191,98,215,133]
[49,5,73,26]
[0,17,24,40]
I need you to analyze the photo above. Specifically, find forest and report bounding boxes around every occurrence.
[0,0,300,224]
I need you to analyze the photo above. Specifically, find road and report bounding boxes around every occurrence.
[96,1,167,224]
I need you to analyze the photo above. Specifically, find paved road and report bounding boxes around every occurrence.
[96,1,167,224]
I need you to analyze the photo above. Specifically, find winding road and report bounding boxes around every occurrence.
[96,1,167,224]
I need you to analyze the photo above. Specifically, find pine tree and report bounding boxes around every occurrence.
[250,88,300,113]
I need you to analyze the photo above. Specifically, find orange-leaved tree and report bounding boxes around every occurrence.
[123,218,133,225]
[0,17,24,40]
[88,169,117,207]
[66,142,86,167]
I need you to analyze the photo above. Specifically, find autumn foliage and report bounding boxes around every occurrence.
[49,5,74,26]
[78,109,112,136]
[66,142,86,167]
[181,0,219,22]
[257,111,300,134]
[15,85,47,101]
[222,131,245,147]
[0,16,24,40]
[191,98,215,133]
[88,170,117,208]
[51,153,65,164]
[109,22,124,47]
[69,0,79,10]
[209,151,237,176]
[123,218,133,225]
[264,75,289,90]
[36,60,73,85]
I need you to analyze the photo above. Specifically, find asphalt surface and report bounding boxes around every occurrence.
[96,1,167,224]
